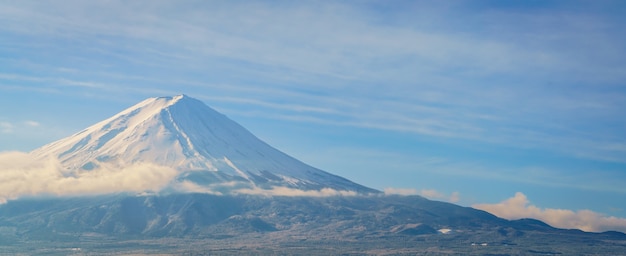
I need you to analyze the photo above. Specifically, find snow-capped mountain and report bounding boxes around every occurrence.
[11,96,626,255]
[30,95,376,194]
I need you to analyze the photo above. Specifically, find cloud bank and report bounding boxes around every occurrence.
[0,151,361,203]
[0,151,178,203]
[473,192,626,233]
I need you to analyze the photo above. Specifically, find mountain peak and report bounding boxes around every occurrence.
[31,95,377,195]
[129,94,193,112]
[155,94,189,104]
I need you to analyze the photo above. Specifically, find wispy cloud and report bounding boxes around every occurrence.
[24,120,40,127]
[394,157,626,195]
[0,119,42,134]
[473,192,626,233]
[3,1,622,86]
[305,141,625,199]
[1,1,625,164]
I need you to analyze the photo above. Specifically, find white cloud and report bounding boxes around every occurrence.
[384,187,418,196]
[173,180,223,196]
[0,151,362,203]
[473,192,626,233]
[162,178,360,197]
[235,186,357,197]
[0,151,177,203]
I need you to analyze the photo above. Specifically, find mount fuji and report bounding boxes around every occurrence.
[2,95,625,254]
[29,95,376,195]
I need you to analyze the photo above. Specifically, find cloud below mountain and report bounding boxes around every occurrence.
[0,151,362,202]
[235,186,357,197]
[473,192,626,233]
[0,151,177,203]
[383,187,418,196]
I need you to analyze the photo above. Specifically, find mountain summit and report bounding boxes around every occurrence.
[30,95,376,194]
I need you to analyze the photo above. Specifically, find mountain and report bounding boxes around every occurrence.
[29,95,376,194]
[2,95,625,254]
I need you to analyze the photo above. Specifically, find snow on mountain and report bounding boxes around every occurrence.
[30,95,376,195]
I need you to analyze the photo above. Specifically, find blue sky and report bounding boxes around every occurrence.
[1,1,626,231]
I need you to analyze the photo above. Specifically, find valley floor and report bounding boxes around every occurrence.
[2,231,626,256]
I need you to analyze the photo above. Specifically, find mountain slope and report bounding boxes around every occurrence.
[30,95,376,194]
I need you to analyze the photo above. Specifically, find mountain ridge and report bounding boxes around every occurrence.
[1,194,625,255]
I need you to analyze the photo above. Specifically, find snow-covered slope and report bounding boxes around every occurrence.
[30,95,376,194]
